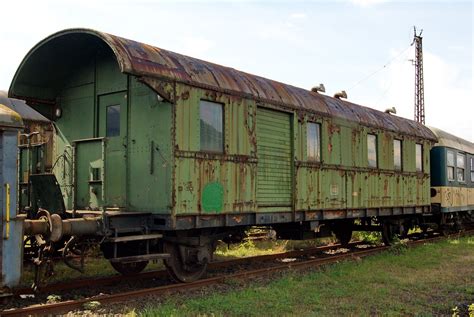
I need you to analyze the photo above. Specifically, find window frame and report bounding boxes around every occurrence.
[367,133,378,168]
[446,150,456,181]
[106,104,121,137]
[471,157,474,182]
[307,122,321,162]
[415,143,423,172]
[393,139,402,171]
[199,100,225,154]
[456,152,466,183]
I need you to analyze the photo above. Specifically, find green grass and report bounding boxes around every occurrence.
[138,236,474,317]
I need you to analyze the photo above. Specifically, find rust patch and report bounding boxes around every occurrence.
[180,91,190,100]
[232,216,243,224]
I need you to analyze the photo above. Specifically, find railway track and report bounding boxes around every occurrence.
[13,240,359,295]
[2,230,472,316]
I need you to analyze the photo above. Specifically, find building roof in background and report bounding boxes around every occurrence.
[0,91,49,123]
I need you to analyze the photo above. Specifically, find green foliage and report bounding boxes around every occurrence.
[388,238,408,255]
[469,303,474,317]
[215,239,288,259]
[352,231,382,244]
[46,294,61,304]
[83,300,101,310]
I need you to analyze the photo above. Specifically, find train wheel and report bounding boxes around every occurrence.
[163,242,209,283]
[381,222,397,246]
[332,220,353,247]
[110,260,149,275]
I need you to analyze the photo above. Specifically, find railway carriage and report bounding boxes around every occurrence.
[429,127,474,230]
[4,28,439,283]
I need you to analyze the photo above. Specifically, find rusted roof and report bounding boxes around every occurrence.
[0,91,49,123]
[10,28,436,141]
[428,127,474,154]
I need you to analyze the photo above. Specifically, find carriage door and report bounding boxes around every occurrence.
[98,92,128,207]
[257,108,293,212]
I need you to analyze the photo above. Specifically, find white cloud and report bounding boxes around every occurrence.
[178,36,215,58]
[350,0,388,7]
[290,13,307,19]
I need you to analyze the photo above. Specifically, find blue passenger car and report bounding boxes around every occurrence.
[429,127,473,228]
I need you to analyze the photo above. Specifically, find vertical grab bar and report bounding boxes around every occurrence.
[4,183,10,239]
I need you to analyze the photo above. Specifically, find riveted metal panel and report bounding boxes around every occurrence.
[128,79,173,213]
[256,108,292,210]
[174,85,257,216]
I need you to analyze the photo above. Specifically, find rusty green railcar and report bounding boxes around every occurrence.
[10,29,436,282]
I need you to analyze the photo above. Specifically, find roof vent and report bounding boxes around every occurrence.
[385,107,397,115]
[333,90,347,99]
[311,84,326,93]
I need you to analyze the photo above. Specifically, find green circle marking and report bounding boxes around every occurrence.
[202,182,224,213]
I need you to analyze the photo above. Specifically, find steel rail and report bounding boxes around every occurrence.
[4,230,472,317]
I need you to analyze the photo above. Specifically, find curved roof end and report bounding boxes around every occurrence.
[428,126,474,154]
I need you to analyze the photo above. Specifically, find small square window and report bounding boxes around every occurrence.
[106,105,121,137]
[367,134,377,168]
[90,167,101,181]
[470,157,474,182]
[447,150,455,181]
[200,100,224,153]
[457,153,465,182]
[307,122,321,161]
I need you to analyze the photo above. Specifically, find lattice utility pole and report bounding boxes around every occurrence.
[412,26,425,124]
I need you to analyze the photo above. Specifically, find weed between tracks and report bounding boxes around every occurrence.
[134,236,473,316]
[214,237,336,260]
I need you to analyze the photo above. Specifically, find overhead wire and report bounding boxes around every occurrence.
[347,44,413,92]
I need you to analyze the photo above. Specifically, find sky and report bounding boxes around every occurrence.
[1,0,472,141]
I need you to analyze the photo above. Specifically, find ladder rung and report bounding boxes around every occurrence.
[108,234,163,243]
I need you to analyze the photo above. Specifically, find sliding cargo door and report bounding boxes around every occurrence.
[257,108,293,212]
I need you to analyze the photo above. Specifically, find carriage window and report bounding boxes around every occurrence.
[200,100,224,153]
[415,143,423,172]
[447,150,455,181]
[307,122,321,161]
[457,153,465,182]
[106,105,121,137]
[470,157,474,182]
[367,134,377,168]
[393,139,402,171]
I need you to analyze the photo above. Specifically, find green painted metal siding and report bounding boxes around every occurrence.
[127,79,173,212]
[173,85,257,215]
[256,108,292,211]
[295,115,432,212]
[47,51,174,213]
